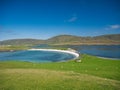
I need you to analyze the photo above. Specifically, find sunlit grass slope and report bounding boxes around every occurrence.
[0,54,120,90]
[0,45,29,51]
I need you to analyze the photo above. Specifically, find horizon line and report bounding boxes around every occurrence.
[0,33,120,41]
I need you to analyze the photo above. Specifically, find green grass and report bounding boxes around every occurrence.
[0,54,120,90]
[0,45,29,51]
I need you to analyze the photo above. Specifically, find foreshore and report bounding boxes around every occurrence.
[28,48,79,59]
[97,56,120,60]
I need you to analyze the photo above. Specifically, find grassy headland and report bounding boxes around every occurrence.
[0,54,120,90]
[0,45,30,52]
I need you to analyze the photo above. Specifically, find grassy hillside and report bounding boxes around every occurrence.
[0,39,44,45]
[0,45,30,51]
[0,34,120,45]
[46,35,83,44]
[46,34,120,45]
[94,34,120,40]
[0,55,120,90]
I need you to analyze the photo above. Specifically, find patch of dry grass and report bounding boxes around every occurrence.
[0,69,120,90]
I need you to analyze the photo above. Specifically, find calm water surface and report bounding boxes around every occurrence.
[32,44,120,59]
[0,45,119,62]
[0,50,76,62]
[60,45,120,59]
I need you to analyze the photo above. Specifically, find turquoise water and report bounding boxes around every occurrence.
[0,50,76,62]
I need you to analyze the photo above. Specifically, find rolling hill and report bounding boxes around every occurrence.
[0,39,45,45]
[46,34,120,45]
[0,34,120,45]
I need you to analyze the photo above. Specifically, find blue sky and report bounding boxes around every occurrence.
[0,0,120,40]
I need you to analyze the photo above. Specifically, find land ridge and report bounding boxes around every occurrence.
[0,34,120,45]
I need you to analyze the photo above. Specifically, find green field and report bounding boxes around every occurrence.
[0,45,30,51]
[0,54,120,90]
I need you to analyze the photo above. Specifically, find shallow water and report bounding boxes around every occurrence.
[0,50,76,62]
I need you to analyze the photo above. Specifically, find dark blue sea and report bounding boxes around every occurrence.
[57,45,120,59]
[28,44,120,59]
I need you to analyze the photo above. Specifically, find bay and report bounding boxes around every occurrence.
[0,50,76,62]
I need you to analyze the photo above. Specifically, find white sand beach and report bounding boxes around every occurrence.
[28,48,79,59]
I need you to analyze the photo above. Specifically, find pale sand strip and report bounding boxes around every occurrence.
[28,48,79,59]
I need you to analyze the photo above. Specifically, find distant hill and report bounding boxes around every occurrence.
[94,34,120,40]
[46,35,83,44]
[46,34,120,45]
[0,34,120,45]
[0,39,45,45]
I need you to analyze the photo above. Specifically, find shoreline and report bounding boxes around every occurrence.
[97,56,120,60]
[28,48,79,59]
